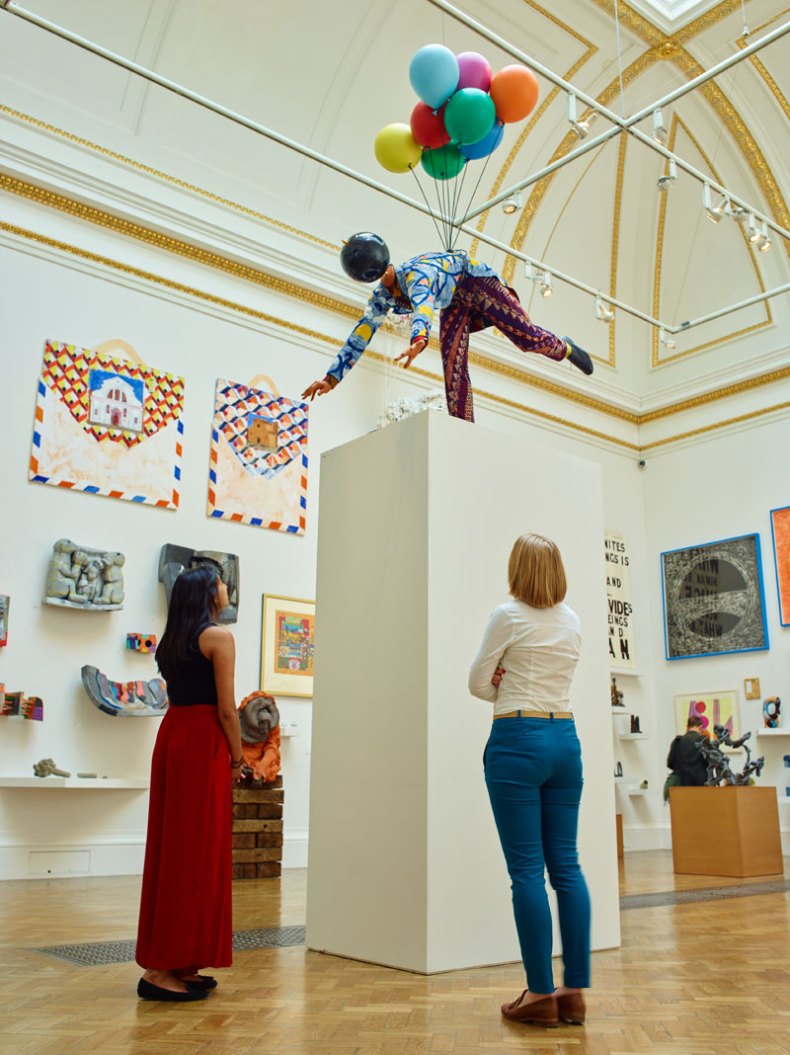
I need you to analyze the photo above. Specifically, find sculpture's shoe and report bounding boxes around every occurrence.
[557,991,586,1024]
[563,338,594,376]
[500,991,559,1026]
[137,978,207,1002]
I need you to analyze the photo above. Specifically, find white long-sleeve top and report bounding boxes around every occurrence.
[468,599,582,716]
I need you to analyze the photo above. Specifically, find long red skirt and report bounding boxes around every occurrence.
[136,705,232,970]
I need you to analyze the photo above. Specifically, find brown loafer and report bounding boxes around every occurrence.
[557,991,586,1024]
[501,991,559,1026]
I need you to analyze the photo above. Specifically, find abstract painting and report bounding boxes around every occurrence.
[260,595,315,698]
[674,691,740,739]
[0,595,8,647]
[770,506,790,626]
[207,379,308,535]
[661,534,769,659]
[29,340,185,509]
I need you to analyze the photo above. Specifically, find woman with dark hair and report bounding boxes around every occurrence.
[135,565,243,1001]
[469,533,591,1027]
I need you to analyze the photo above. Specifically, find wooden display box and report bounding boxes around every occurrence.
[669,786,783,877]
[231,777,283,879]
[615,813,624,859]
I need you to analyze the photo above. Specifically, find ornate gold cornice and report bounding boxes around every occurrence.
[608,133,628,367]
[640,401,790,449]
[1,182,786,450]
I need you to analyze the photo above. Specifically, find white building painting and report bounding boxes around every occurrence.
[89,376,143,432]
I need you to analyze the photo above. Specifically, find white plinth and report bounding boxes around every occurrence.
[306,412,620,973]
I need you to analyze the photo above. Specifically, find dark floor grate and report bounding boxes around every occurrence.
[620,879,790,910]
[34,925,306,966]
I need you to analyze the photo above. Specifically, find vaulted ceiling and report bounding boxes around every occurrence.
[1,0,788,423]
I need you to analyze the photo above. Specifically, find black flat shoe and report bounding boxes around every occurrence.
[137,977,208,1002]
[184,975,217,991]
[563,338,594,376]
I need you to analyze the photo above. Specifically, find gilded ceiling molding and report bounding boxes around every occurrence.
[0,104,337,251]
[587,0,667,47]
[673,0,764,44]
[735,7,790,122]
[639,401,790,450]
[651,116,771,367]
[608,133,629,367]
[639,364,790,422]
[3,215,786,454]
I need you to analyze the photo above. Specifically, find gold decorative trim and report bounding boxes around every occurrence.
[651,116,771,367]
[639,366,790,423]
[608,134,628,367]
[0,104,338,251]
[640,402,790,450]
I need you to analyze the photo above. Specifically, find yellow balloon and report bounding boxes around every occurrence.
[374,123,422,174]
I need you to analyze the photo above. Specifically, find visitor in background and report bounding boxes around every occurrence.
[666,715,709,790]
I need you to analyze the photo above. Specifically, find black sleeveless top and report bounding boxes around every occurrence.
[166,622,219,707]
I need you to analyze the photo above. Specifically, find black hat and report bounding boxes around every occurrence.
[340,233,390,283]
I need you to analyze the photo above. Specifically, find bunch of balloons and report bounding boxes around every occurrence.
[374,44,539,181]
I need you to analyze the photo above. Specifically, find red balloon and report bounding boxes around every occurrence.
[410,101,450,149]
[490,65,539,123]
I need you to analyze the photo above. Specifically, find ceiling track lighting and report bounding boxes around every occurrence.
[757,221,772,252]
[566,94,592,139]
[502,192,522,215]
[657,158,677,191]
[659,328,676,349]
[703,183,727,224]
[652,107,668,147]
[595,294,614,323]
[539,271,553,298]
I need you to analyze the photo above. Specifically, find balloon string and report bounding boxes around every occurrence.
[449,163,469,250]
[410,167,446,250]
[457,146,496,234]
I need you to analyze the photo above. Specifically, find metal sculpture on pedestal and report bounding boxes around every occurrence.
[699,724,765,786]
[158,543,239,623]
[44,539,125,610]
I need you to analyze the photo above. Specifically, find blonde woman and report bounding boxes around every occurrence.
[469,534,590,1028]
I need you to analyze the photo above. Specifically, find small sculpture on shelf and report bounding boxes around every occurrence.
[237,691,282,785]
[763,697,781,728]
[611,676,624,708]
[614,760,623,778]
[33,759,71,778]
[698,724,765,786]
[44,539,125,610]
[630,714,641,734]
[126,633,157,654]
[1,686,44,720]
[81,665,168,717]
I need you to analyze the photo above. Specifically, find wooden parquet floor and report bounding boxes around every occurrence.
[0,852,789,1055]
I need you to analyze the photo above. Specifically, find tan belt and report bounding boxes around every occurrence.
[493,710,573,720]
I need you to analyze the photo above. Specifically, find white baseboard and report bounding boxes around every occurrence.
[622,824,672,852]
[283,829,308,869]
[0,842,145,880]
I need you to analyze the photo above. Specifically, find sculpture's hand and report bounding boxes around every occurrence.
[301,378,332,402]
[394,337,427,369]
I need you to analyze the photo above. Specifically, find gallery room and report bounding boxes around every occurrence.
[0,0,788,1052]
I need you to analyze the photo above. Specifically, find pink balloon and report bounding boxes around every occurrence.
[410,101,450,149]
[456,51,492,92]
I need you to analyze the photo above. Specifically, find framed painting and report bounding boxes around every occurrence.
[674,691,740,740]
[769,506,790,626]
[660,533,769,660]
[260,595,315,698]
[207,378,308,535]
[29,340,185,509]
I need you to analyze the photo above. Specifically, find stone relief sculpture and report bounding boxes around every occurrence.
[81,665,168,717]
[44,539,125,610]
[158,543,239,624]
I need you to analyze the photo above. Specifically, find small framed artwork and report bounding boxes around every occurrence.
[260,595,315,698]
[661,533,769,659]
[674,691,740,739]
[0,595,9,647]
[769,506,790,626]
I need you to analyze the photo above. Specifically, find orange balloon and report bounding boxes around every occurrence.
[490,65,539,123]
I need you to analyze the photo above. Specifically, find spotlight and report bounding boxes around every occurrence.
[703,183,727,224]
[652,108,668,147]
[728,203,749,222]
[747,215,761,243]
[502,192,522,215]
[539,272,553,298]
[757,221,772,253]
[657,158,677,191]
[566,94,592,138]
[595,295,614,323]
[659,328,676,349]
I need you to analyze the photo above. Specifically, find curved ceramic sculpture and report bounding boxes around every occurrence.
[81,665,167,717]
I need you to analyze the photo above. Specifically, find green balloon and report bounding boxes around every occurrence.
[444,88,496,146]
[421,142,466,181]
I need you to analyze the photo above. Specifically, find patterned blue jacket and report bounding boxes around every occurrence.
[326,251,501,385]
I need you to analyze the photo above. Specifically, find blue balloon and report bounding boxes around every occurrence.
[459,120,505,160]
[409,44,459,110]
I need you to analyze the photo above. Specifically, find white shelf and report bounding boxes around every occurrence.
[0,777,148,789]
[611,709,635,716]
[610,671,641,677]
[756,729,790,737]
[618,733,648,740]
[625,785,649,796]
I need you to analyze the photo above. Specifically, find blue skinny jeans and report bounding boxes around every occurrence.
[484,715,591,993]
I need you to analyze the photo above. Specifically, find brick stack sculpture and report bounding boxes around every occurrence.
[231,777,284,878]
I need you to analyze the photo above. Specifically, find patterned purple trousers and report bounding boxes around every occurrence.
[439,274,568,422]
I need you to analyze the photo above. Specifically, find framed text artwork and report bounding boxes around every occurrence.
[29,340,185,509]
[207,378,308,535]
[660,533,769,660]
[605,531,635,671]
[674,691,740,739]
[260,595,315,698]
[769,506,790,626]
